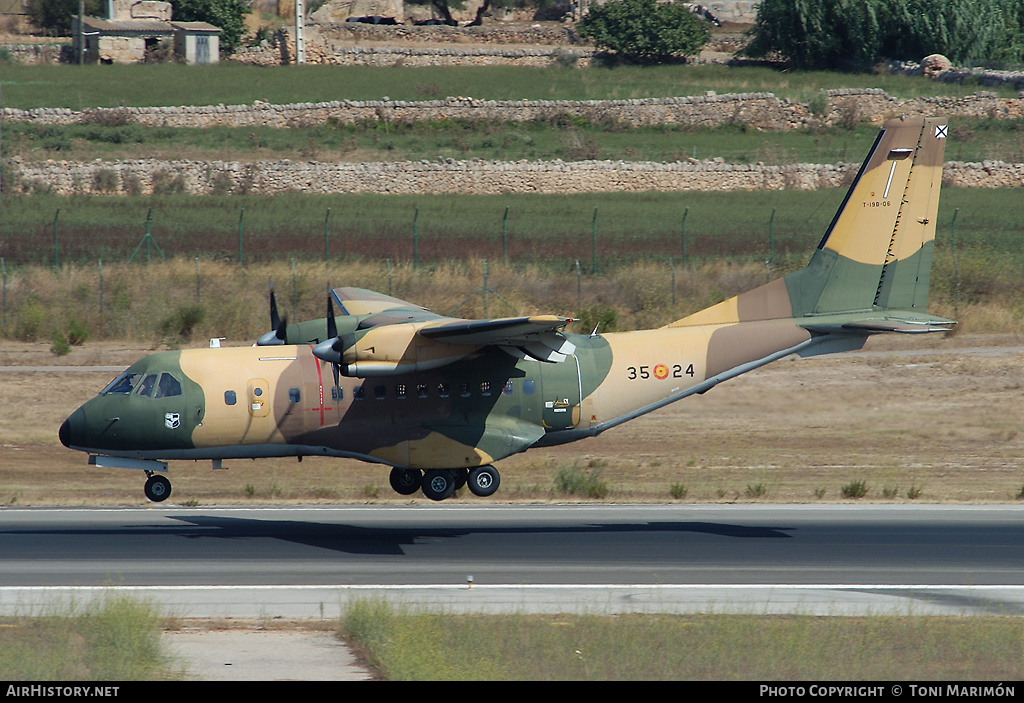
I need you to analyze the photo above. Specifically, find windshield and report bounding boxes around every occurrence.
[100,371,142,395]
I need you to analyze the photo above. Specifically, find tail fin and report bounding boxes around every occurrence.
[791,115,947,317]
[669,116,952,331]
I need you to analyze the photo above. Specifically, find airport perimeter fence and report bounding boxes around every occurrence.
[0,202,977,341]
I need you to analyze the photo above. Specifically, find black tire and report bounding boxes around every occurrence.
[421,469,456,501]
[144,474,172,502]
[467,465,500,497]
[389,468,422,496]
[453,468,468,490]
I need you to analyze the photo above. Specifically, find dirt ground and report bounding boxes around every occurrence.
[2,332,1023,506]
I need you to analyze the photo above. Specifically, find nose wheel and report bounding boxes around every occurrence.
[144,473,172,502]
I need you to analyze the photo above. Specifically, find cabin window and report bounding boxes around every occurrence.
[480,381,492,396]
[437,383,450,398]
[331,386,344,401]
[459,382,471,398]
[102,372,142,395]
[396,383,407,399]
[374,385,386,400]
[224,390,237,405]
[289,388,301,403]
[523,380,535,395]
[417,384,429,399]
[503,381,514,396]
[354,385,365,401]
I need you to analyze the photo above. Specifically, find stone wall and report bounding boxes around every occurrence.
[5,89,1022,197]
[6,156,1022,197]
[5,89,1024,131]
[230,40,589,67]
[1,42,68,64]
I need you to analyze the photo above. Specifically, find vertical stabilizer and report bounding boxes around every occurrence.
[668,116,949,331]
[788,116,947,316]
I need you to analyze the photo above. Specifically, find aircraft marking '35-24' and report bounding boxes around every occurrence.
[60,116,953,503]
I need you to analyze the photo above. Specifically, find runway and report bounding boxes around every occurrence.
[1,504,1022,617]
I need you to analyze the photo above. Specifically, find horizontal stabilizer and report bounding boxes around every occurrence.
[804,314,956,336]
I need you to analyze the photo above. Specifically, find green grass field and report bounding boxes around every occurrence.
[7,117,1024,165]
[3,62,1022,110]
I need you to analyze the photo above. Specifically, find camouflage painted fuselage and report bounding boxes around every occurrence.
[61,116,954,481]
[62,318,807,469]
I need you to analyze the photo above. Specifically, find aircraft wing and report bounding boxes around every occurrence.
[419,315,576,362]
[312,288,577,373]
[331,287,432,316]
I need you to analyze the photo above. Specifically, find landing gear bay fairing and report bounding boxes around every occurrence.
[60,117,953,502]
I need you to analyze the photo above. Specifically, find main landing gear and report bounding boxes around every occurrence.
[388,465,501,501]
[144,471,172,502]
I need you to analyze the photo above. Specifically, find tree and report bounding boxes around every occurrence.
[576,0,711,64]
[27,0,104,35]
[168,0,249,54]
[745,0,1024,71]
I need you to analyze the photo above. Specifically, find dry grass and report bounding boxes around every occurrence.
[340,603,1024,680]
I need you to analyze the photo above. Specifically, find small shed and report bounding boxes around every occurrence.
[172,22,220,64]
[73,16,220,64]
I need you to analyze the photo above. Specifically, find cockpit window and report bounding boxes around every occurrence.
[101,372,142,395]
[136,374,159,397]
[102,371,182,398]
[156,373,182,398]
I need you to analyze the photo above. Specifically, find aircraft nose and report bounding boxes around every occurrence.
[59,407,85,449]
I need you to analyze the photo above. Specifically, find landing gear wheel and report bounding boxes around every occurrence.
[421,469,456,501]
[144,474,171,502]
[389,468,422,496]
[454,468,468,490]
[467,465,500,497]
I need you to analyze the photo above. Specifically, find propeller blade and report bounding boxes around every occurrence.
[325,288,342,385]
[269,282,281,331]
[327,289,338,341]
[256,281,288,346]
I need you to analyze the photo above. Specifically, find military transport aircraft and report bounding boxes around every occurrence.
[60,116,953,503]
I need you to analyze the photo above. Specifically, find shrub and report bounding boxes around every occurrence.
[158,302,207,342]
[50,329,70,356]
[841,480,869,499]
[16,299,47,341]
[66,319,89,346]
[552,461,610,499]
[151,170,186,195]
[745,483,767,499]
[92,169,120,194]
[577,0,711,64]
